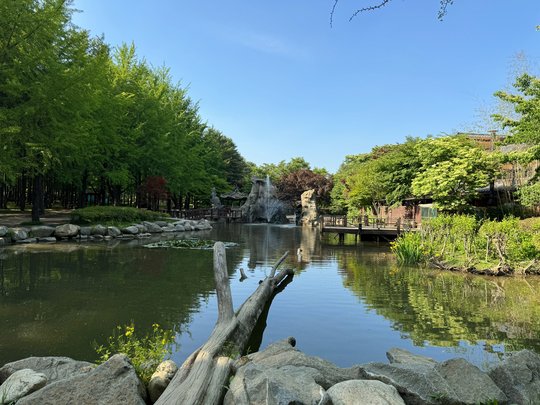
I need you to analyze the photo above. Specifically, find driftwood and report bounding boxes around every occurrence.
[156,242,294,405]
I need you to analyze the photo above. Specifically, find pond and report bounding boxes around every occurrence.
[1,223,540,369]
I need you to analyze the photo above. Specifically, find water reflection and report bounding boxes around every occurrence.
[1,224,540,370]
[338,251,540,354]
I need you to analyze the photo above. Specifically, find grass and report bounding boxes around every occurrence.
[71,206,168,225]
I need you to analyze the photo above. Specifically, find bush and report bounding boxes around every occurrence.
[71,206,167,225]
[94,323,175,384]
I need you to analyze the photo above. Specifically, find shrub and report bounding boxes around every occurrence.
[94,323,175,384]
[71,206,167,225]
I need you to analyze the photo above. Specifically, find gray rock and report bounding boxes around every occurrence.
[79,226,92,236]
[122,225,139,235]
[91,224,107,236]
[184,224,193,231]
[162,226,175,233]
[143,221,163,233]
[489,349,540,405]
[135,224,147,233]
[0,237,7,246]
[386,348,437,367]
[155,221,169,227]
[435,358,507,405]
[104,235,112,241]
[327,380,406,405]
[16,238,37,244]
[245,339,361,389]
[0,226,8,237]
[118,234,135,240]
[38,237,57,243]
[0,356,94,384]
[29,226,55,238]
[17,354,146,405]
[9,228,28,241]
[107,226,121,237]
[79,235,88,240]
[93,234,104,240]
[224,362,327,405]
[0,369,47,404]
[148,360,178,403]
[54,224,80,238]
[174,224,185,232]
[359,362,456,405]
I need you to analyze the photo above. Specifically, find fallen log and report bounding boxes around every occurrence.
[156,242,294,405]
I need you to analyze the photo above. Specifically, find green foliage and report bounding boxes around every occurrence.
[517,182,540,208]
[95,323,174,384]
[330,138,422,215]
[412,136,499,212]
[395,214,540,271]
[71,206,166,224]
[391,232,429,265]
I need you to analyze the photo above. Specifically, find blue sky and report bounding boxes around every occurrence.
[72,1,539,173]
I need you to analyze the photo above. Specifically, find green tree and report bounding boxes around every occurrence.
[411,136,499,212]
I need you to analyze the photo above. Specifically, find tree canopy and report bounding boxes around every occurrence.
[0,0,250,217]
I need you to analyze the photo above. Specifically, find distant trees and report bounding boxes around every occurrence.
[331,135,499,215]
[0,0,249,219]
[275,169,333,206]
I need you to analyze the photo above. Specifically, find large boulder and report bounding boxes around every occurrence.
[224,362,328,405]
[0,356,93,384]
[435,358,507,405]
[91,224,107,236]
[359,362,456,405]
[148,360,178,403]
[154,221,169,227]
[360,358,508,405]
[54,224,80,238]
[143,221,163,233]
[326,380,405,405]
[79,226,92,236]
[0,369,47,404]
[386,348,437,367]
[29,226,55,238]
[299,189,319,227]
[16,354,146,405]
[489,349,540,405]
[106,226,121,237]
[244,339,361,389]
[0,226,8,237]
[9,227,28,241]
[121,225,139,235]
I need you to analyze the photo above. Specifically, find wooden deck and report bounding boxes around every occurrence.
[320,215,416,242]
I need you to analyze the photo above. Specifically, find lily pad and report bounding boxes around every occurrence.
[143,239,237,250]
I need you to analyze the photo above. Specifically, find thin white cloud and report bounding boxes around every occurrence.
[214,25,309,60]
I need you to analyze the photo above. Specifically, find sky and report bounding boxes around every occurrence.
[71,1,539,173]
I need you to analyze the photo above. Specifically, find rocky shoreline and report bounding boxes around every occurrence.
[0,219,213,247]
[1,338,539,404]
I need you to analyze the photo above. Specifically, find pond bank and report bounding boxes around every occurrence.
[1,339,538,404]
[0,219,212,246]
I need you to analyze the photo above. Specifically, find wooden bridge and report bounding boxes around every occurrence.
[320,215,416,243]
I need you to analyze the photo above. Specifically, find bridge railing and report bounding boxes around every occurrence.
[320,215,417,231]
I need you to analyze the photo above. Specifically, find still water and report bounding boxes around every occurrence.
[1,223,540,369]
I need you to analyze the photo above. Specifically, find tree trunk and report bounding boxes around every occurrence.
[156,244,293,405]
[31,175,43,223]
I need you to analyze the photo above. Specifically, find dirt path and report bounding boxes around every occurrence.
[0,209,73,227]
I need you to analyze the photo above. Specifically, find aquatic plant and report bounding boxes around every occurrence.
[94,322,174,384]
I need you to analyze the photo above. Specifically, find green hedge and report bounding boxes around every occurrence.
[71,206,168,224]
